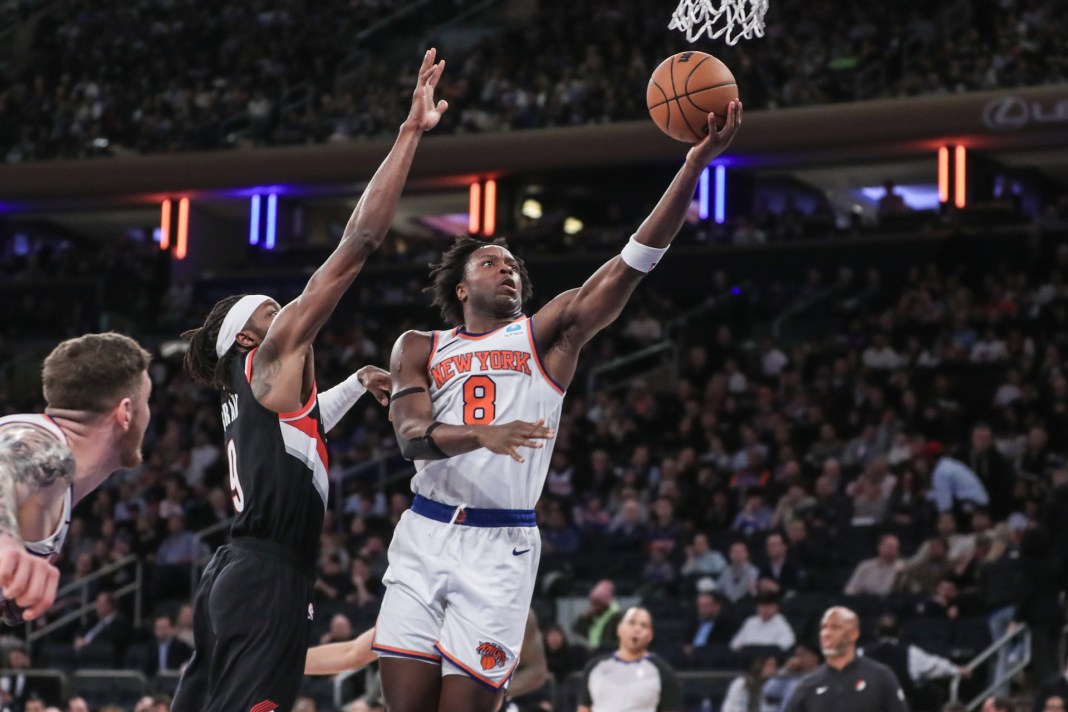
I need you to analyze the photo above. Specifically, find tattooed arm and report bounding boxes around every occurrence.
[250,50,447,413]
[0,425,71,621]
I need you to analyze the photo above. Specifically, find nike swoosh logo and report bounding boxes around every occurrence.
[512,548,531,556]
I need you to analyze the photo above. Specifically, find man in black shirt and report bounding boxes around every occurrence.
[786,606,908,712]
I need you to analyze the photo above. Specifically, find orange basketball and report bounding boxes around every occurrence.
[480,654,496,670]
[647,51,738,143]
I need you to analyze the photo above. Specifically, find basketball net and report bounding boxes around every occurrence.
[668,0,769,45]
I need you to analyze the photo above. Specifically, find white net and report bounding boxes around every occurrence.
[668,0,769,45]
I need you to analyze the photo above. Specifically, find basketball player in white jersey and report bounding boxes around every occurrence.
[0,332,152,623]
[379,101,742,711]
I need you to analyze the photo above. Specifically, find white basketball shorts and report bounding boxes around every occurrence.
[372,496,541,690]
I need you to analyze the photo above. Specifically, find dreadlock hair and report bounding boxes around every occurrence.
[427,236,533,326]
[181,294,247,390]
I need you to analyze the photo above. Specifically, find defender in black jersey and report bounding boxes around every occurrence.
[171,48,448,712]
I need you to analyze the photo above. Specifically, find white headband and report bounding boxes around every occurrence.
[215,295,272,358]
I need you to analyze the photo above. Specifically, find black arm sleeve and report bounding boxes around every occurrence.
[397,422,447,461]
[578,656,603,708]
[651,656,682,712]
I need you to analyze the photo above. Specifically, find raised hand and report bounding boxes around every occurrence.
[356,365,391,406]
[407,48,449,132]
[688,99,742,165]
[477,418,557,463]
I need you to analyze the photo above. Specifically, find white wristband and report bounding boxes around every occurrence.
[620,237,669,273]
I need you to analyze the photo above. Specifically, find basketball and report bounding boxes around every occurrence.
[647,51,738,143]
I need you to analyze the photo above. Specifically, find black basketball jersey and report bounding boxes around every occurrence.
[222,349,328,564]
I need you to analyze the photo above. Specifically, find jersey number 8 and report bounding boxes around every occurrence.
[462,375,497,425]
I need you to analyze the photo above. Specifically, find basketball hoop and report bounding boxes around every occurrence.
[668,0,769,45]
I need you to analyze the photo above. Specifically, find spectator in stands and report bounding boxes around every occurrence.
[73,591,131,667]
[718,541,760,603]
[608,498,647,552]
[1033,659,1068,712]
[314,551,354,602]
[784,520,825,585]
[877,181,908,218]
[1041,698,1066,712]
[577,607,679,712]
[622,307,663,344]
[759,532,802,595]
[730,592,796,652]
[733,489,774,536]
[915,578,962,619]
[573,580,622,651]
[0,645,33,709]
[771,482,815,531]
[153,512,208,600]
[965,424,1013,520]
[66,698,89,712]
[1015,527,1066,686]
[682,591,735,663]
[174,604,195,648]
[680,533,728,578]
[981,698,1015,712]
[346,556,380,611]
[143,614,193,678]
[1017,425,1054,483]
[862,333,905,370]
[919,443,990,515]
[640,545,677,596]
[133,695,171,712]
[851,475,890,527]
[723,653,778,712]
[319,613,354,646]
[1041,468,1068,563]
[542,498,583,555]
[761,641,822,712]
[543,623,585,683]
[844,534,905,596]
[801,474,853,548]
[862,614,969,710]
[646,498,684,556]
[899,537,954,595]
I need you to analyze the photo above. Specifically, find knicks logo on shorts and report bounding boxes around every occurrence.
[476,641,508,670]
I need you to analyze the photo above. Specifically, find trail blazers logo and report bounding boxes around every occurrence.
[476,641,508,670]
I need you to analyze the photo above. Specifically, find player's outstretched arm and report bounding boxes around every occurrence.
[305,627,378,676]
[389,332,554,463]
[317,365,391,432]
[0,425,70,621]
[532,102,742,387]
[258,49,449,366]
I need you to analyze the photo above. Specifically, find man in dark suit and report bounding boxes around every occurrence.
[682,590,736,666]
[73,591,132,667]
[965,424,1013,520]
[760,531,803,594]
[143,614,193,678]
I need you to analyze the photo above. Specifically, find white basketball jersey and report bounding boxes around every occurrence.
[412,316,564,509]
[0,414,73,559]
